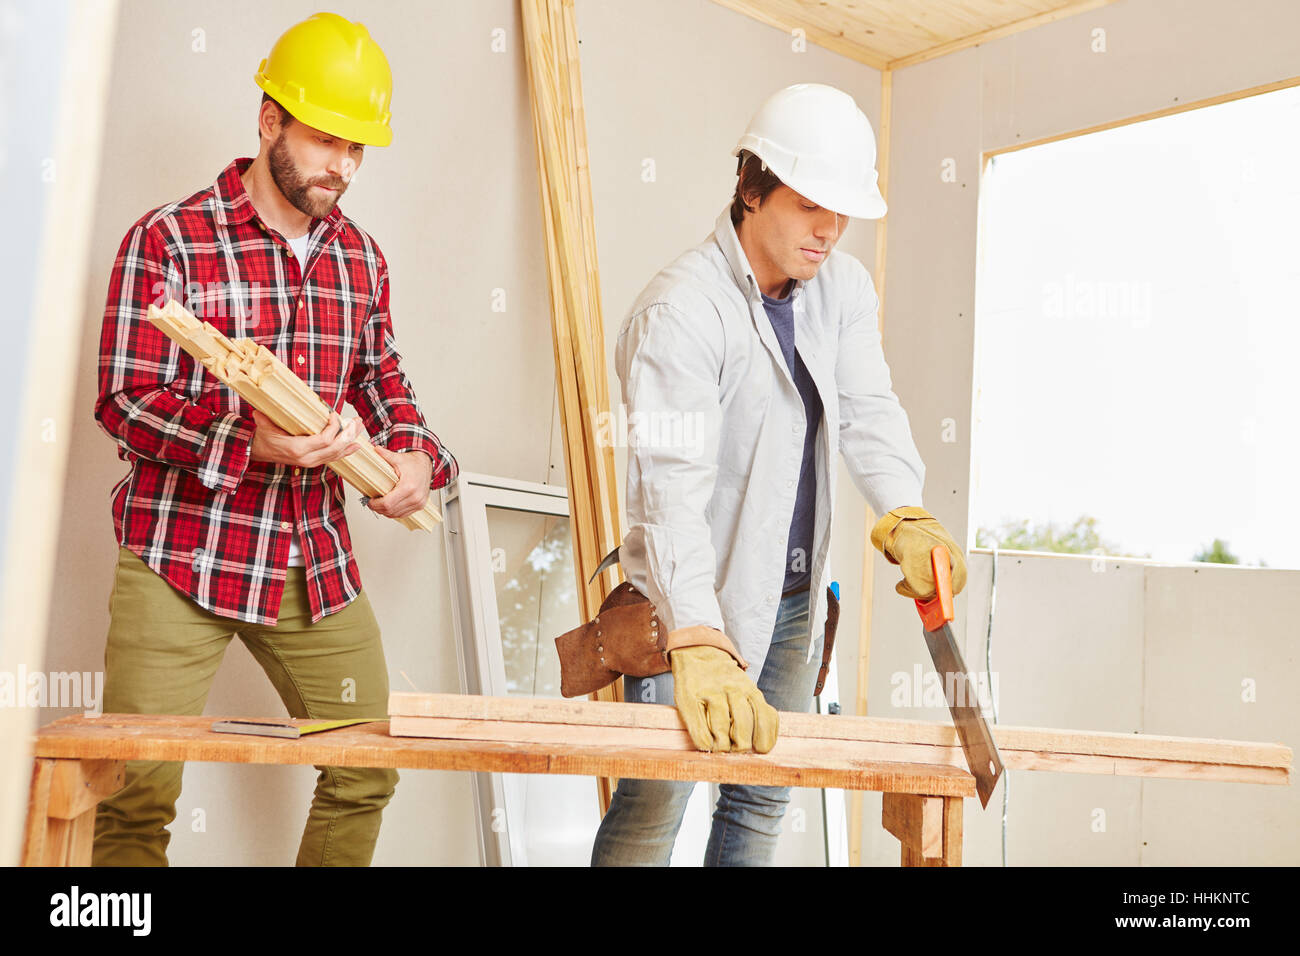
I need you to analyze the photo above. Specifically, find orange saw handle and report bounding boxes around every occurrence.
[913,545,954,631]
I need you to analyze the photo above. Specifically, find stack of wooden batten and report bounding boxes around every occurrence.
[147,298,442,531]
[521,0,626,809]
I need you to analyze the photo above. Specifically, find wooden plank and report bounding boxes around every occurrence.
[940,795,962,866]
[1007,753,1289,786]
[853,64,892,870]
[391,714,965,768]
[20,758,54,867]
[389,712,1288,785]
[388,692,1292,772]
[521,0,626,813]
[32,714,975,797]
[882,792,943,857]
[65,810,97,867]
[43,818,73,868]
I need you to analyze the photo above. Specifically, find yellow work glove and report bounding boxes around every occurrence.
[669,645,779,753]
[870,505,968,600]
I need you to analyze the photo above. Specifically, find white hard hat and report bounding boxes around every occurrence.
[732,83,887,220]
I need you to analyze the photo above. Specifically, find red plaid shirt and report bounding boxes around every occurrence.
[95,157,458,626]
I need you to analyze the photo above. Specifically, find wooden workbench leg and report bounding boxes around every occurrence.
[938,795,962,866]
[21,758,125,866]
[883,793,963,867]
[20,759,55,866]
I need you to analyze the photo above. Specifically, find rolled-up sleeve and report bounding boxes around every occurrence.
[835,261,926,514]
[616,301,726,635]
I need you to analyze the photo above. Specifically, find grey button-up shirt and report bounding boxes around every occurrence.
[615,205,926,677]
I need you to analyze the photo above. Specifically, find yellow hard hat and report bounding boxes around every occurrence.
[254,12,393,147]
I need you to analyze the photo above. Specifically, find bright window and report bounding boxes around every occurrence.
[972,85,1300,568]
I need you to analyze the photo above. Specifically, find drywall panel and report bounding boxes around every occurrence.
[886,44,984,560]
[979,0,1300,153]
[972,550,1146,867]
[1140,564,1298,865]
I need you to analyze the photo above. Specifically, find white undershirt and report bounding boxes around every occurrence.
[284,232,311,568]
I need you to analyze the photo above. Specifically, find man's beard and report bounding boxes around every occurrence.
[268,131,349,219]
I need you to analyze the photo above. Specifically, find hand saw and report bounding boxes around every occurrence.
[913,545,1004,808]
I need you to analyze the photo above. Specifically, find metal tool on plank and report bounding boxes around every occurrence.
[914,544,1004,808]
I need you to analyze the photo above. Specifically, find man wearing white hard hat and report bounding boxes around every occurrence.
[591,83,967,866]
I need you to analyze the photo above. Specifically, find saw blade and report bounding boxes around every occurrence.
[921,621,1005,808]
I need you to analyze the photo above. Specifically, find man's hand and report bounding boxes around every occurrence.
[249,408,363,468]
[669,645,779,753]
[870,505,968,599]
[366,446,433,520]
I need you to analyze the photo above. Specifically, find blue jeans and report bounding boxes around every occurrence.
[590,589,823,866]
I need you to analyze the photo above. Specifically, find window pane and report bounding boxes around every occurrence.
[484,507,596,865]
[973,86,1300,568]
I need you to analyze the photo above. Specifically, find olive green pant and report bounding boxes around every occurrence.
[92,546,398,867]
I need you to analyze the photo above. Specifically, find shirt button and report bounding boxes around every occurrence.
[786,480,794,489]
[791,424,800,434]
[293,468,301,476]
[280,521,291,531]
[297,355,305,365]
[286,248,294,258]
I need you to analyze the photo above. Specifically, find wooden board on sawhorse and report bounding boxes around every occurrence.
[24,712,976,866]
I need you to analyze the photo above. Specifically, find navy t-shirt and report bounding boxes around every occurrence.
[760,284,822,593]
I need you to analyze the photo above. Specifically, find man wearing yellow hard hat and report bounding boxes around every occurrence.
[92,13,456,865]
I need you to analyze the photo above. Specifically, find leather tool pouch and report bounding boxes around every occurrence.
[554,567,842,700]
[553,581,667,698]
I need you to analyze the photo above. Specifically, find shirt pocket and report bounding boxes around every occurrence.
[310,291,364,405]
